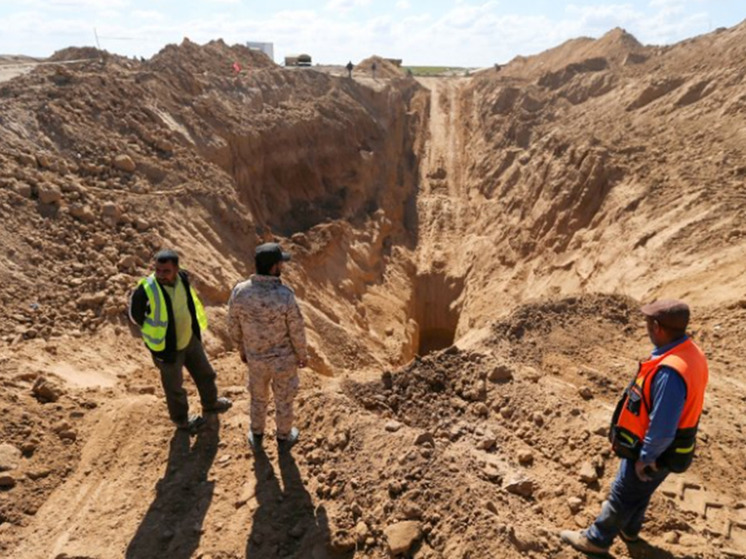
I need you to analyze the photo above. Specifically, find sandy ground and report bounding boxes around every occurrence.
[0,55,100,83]
[0,55,38,82]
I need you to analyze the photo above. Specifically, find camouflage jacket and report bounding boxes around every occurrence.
[227,275,308,363]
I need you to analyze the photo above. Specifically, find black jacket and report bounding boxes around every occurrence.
[129,270,202,363]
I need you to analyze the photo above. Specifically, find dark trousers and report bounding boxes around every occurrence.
[152,336,219,424]
[586,458,669,548]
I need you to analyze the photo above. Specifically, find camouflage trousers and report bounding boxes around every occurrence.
[247,358,299,438]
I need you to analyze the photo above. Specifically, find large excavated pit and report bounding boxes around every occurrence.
[2,33,746,559]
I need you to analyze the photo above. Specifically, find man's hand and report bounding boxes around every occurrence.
[634,460,657,482]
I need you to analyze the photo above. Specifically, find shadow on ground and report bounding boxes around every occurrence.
[625,539,681,559]
[246,444,353,559]
[125,416,219,559]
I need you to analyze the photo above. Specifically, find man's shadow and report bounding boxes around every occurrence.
[246,446,351,559]
[126,416,219,559]
[578,541,684,559]
[625,540,681,559]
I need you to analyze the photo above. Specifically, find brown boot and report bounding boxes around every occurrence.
[560,530,610,556]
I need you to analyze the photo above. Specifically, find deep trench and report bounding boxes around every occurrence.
[412,272,465,356]
[218,77,467,360]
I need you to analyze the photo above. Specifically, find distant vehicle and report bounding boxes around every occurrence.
[284,53,312,67]
[297,54,312,67]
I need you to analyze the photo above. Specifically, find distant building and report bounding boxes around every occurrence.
[246,41,274,62]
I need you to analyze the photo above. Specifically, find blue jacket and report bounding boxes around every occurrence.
[639,336,688,464]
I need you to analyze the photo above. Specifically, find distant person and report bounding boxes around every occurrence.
[494,63,501,72]
[128,250,232,433]
[371,61,377,79]
[227,243,308,451]
[561,299,709,555]
[346,60,354,78]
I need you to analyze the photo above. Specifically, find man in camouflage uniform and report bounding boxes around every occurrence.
[227,242,308,449]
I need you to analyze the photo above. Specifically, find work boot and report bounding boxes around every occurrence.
[560,530,610,556]
[203,397,232,414]
[277,427,299,451]
[620,529,641,543]
[248,431,264,449]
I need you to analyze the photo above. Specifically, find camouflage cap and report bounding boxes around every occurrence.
[640,299,690,331]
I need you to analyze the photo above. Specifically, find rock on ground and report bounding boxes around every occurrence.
[579,461,599,484]
[113,154,136,172]
[32,376,64,403]
[37,184,62,205]
[384,521,422,555]
[505,477,534,498]
[0,473,16,488]
[0,443,21,471]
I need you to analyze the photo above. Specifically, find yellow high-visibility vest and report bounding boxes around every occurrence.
[138,273,208,352]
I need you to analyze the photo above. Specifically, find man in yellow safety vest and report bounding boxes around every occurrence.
[129,249,232,433]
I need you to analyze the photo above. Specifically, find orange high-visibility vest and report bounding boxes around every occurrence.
[610,338,708,472]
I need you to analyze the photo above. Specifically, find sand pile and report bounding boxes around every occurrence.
[0,39,423,364]
[356,56,405,79]
[451,20,746,333]
[1,21,746,559]
[48,46,105,62]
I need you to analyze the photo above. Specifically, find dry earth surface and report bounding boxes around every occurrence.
[1,24,746,559]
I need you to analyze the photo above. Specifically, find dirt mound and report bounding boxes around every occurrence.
[457,20,746,330]
[148,38,275,75]
[487,294,636,362]
[330,293,738,558]
[501,28,648,83]
[588,27,643,61]
[356,56,404,79]
[0,38,423,361]
[48,46,105,62]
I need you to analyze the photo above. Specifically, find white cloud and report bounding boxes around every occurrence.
[565,2,708,45]
[648,0,685,8]
[565,3,641,31]
[395,0,411,9]
[42,0,129,8]
[132,10,166,22]
[325,0,371,13]
[637,10,709,44]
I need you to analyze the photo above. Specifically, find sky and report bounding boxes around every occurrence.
[0,1,743,67]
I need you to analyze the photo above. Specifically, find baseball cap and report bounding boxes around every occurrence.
[255,242,291,269]
[640,299,690,331]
